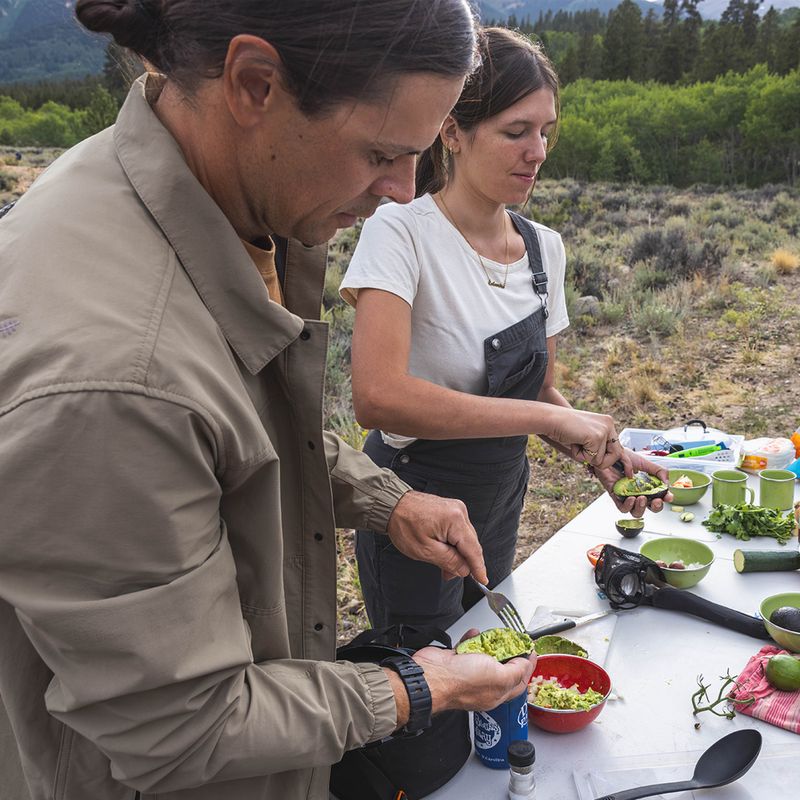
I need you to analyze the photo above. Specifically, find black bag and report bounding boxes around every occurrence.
[329,625,471,800]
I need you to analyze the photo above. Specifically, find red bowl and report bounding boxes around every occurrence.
[527,654,612,734]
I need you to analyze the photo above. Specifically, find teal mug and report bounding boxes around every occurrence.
[759,469,796,511]
[711,470,754,507]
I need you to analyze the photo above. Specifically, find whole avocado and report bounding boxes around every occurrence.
[770,606,800,633]
[613,474,668,500]
[765,654,800,691]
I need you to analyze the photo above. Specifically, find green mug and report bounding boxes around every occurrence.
[759,469,796,511]
[712,469,754,507]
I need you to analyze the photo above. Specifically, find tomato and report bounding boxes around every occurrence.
[586,545,605,567]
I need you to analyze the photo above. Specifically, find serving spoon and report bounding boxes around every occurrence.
[593,728,762,800]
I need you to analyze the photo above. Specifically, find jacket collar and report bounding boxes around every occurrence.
[113,75,304,375]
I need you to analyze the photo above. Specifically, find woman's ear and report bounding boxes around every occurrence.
[439,115,461,154]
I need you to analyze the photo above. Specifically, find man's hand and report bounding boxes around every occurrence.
[593,449,673,517]
[412,643,534,716]
[386,491,488,583]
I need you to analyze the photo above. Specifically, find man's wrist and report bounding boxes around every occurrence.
[381,655,432,736]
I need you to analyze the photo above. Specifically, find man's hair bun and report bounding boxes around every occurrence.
[76,0,162,68]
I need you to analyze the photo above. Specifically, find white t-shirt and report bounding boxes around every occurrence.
[340,193,569,447]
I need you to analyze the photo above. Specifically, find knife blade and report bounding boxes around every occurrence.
[527,609,614,639]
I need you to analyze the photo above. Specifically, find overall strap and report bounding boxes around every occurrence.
[508,209,548,319]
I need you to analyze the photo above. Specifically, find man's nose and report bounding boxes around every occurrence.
[372,156,416,204]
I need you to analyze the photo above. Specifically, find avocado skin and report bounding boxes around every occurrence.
[770,606,800,633]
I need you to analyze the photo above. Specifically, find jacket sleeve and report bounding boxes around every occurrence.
[0,389,397,792]
[323,431,411,532]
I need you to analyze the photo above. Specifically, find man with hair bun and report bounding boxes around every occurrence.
[0,2,536,799]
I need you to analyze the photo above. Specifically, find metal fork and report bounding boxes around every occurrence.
[468,576,527,634]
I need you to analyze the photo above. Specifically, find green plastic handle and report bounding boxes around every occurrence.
[667,444,721,458]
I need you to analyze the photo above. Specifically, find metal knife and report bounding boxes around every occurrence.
[527,609,614,639]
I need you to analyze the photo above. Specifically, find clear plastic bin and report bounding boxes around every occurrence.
[619,427,744,474]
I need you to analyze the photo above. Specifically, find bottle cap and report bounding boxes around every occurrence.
[507,739,535,767]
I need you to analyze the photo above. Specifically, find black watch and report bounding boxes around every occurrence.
[381,655,432,737]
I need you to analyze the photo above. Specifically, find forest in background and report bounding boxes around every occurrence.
[1,0,798,187]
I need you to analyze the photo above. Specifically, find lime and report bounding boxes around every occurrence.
[765,654,800,692]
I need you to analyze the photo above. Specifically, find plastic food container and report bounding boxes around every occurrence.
[739,437,795,473]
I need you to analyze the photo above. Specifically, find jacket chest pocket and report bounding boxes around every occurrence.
[484,309,548,400]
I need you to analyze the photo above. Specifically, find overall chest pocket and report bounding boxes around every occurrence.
[484,310,548,400]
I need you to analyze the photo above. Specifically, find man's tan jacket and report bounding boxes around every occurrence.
[0,76,409,800]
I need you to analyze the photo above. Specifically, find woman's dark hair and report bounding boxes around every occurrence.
[75,0,478,115]
[416,27,560,197]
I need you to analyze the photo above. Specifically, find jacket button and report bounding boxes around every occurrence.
[314,623,324,631]
[399,454,410,465]
[314,532,323,541]
[307,441,315,450]
[491,338,501,350]
[300,329,311,341]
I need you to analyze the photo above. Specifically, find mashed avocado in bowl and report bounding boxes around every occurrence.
[455,628,533,661]
[529,680,604,711]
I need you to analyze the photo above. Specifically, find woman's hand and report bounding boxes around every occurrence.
[545,406,628,470]
[592,450,673,516]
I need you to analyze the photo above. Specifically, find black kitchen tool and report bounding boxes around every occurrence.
[593,728,762,800]
[594,545,772,640]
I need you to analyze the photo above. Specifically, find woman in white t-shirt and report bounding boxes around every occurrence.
[340,28,668,630]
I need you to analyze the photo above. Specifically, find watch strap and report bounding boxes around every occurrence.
[381,654,432,736]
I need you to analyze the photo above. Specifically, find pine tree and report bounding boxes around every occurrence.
[757,7,781,72]
[603,0,644,80]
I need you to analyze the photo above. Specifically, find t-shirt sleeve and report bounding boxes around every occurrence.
[339,203,420,308]
[542,230,569,338]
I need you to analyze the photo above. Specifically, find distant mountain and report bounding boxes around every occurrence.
[697,0,800,15]
[1,0,799,85]
[475,0,800,20]
[476,0,660,19]
[0,0,105,84]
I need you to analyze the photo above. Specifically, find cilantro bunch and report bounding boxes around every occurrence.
[702,503,795,545]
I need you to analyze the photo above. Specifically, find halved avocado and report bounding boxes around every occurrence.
[532,635,588,658]
[613,474,668,500]
[455,628,533,661]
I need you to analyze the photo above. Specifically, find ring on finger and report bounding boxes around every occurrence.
[585,448,597,457]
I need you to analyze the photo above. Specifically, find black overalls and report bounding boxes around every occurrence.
[356,212,551,630]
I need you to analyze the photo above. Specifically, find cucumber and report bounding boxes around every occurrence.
[733,549,800,573]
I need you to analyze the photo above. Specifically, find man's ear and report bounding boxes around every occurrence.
[440,115,461,153]
[222,34,285,128]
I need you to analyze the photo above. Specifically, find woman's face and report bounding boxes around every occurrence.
[240,71,464,244]
[452,87,557,206]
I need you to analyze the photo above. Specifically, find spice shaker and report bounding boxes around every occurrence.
[507,739,536,799]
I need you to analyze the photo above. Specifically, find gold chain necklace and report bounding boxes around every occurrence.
[437,193,510,289]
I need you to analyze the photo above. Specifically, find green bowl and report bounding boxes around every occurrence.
[667,469,711,506]
[639,537,714,589]
[760,592,800,653]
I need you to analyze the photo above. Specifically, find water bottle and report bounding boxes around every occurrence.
[473,687,528,769]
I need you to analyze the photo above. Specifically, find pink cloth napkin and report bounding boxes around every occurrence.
[728,644,800,734]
